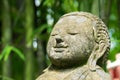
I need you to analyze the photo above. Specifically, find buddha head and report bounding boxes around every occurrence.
[47,12,110,69]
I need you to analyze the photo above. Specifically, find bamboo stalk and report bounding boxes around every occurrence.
[2,0,12,79]
[24,0,34,80]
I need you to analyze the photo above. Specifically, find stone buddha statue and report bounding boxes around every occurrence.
[36,12,111,80]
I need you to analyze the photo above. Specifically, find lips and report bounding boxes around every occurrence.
[54,48,66,52]
[52,41,68,53]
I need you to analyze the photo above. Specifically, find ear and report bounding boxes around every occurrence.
[87,42,108,71]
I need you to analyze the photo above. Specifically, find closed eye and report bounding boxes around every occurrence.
[51,33,57,36]
[68,33,78,35]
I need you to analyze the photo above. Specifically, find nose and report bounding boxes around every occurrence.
[55,36,63,44]
[54,35,68,48]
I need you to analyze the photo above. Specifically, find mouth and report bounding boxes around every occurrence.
[53,42,68,52]
[54,48,66,52]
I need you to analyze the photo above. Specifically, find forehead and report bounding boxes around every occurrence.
[53,16,93,32]
[58,16,88,24]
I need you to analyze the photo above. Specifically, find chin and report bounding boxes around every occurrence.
[49,56,83,68]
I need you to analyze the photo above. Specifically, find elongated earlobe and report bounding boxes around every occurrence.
[87,17,110,71]
[87,42,109,71]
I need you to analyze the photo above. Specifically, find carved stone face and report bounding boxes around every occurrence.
[47,16,95,67]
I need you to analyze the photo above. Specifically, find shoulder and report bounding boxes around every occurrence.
[36,67,60,80]
[36,71,48,80]
[64,65,111,80]
[36,71,58,80]
[96,68,111,80]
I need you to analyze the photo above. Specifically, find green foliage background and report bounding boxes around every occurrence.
[0,0,120,80]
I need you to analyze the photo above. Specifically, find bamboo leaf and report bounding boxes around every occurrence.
[0,45,25,61]
[34,24,48,35]
[12,47,25,61]
[0,45,12,61]
[0,75,14,80]
[4,46,12,61]
[43,0,55,7]
[0,45,9,60]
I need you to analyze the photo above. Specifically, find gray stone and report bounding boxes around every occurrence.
[36,12,111,80]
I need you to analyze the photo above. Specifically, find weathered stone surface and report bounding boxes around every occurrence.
[36,12,111,80]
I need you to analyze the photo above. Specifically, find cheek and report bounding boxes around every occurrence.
[66,36,82,52]
[47,37,55,53]
[67,36,90,56]
[70,39,83,53]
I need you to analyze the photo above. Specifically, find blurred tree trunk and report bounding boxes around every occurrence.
[81,0,93,12]
[92,0,112,26]
[36,40,47,74]
[1,0,12,79]
[35,1,48,71]
[99,0,112,26]
[24,0,34,80]
[91,0,99,16]
[35,0,48,75]
[117,0,120,25]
